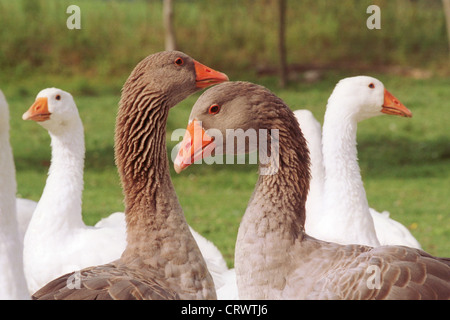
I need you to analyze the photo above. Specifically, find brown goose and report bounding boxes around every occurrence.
[174,81,450,300]
[32,51,228,300]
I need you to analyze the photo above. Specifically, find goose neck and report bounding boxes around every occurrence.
[321,107,363,192]
[115,90,190,256]
[242,112,311,241]
[322,108,358,160]
[115,87,216,299]
[320,101,379,246]
[32,122,86,230]
[235,110,311,299]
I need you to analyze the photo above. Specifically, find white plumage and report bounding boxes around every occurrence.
[0,89,30,299]
[295,76,421,248]
[22,88,127,294]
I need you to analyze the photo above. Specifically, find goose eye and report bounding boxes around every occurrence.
[368,83,375,89]
[55,95,61,100]
[174,58,184,66]
[208,104,221,115]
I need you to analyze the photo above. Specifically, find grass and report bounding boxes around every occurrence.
[4,72,449,267]
[0,0,448,81]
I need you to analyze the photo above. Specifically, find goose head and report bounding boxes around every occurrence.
[122,51,229,107]
[174,81,295,173]
[326,76,412,122]
[22,88,80,133]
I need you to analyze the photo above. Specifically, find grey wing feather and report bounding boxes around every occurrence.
[32,263,180,300]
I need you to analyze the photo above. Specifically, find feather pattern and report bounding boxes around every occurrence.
[181,81,450,300]
[295,77,421,248]
[32,51,226,300]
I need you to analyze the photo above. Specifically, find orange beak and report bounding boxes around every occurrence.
[193,60,229,88]
[22,97,51,122]
[381,89,412,118]
[174,119,216,173]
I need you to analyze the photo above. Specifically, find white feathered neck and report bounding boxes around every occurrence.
[319,79,381,247]
[30,112,86,231]
[23,89,88,293]
[0,90,30,299]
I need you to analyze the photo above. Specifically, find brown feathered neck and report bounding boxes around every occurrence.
[234,90,311,299]
[116,85,171,204]
[114,76,216,299]
[114,68,186,259]
[247,94,311,239]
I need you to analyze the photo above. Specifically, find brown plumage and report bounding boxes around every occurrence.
[32,51,228,300]
[175,81,450,300]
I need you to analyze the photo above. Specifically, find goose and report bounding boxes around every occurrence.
[31,51,228,300]
[22,88,128,294]
[295,76,421,248]
[0,89,30,299]
[22,87,230,294]
[0,90,37,240]
[174,81,450,299]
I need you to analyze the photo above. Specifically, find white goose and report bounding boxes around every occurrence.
[0,89,30,299]
[22,87,229,295]
[295,76,421,248]
[0,90,38,240]
[22,88,127,294]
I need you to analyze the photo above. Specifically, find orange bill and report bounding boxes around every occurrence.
[381,89,412,118]
[174,119,216,173]
[193,60,229,88]
[22,97,51,122]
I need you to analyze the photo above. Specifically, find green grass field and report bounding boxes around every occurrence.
[1,0,449,267]
[3,72,449,267]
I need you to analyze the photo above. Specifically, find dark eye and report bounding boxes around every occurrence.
[174,58,184,66]
[55,95,61,100]
[368,83,375,89]
[208,104,221,115]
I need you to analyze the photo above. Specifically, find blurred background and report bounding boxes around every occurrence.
[1,0,449,266]
[1,0,449,84]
